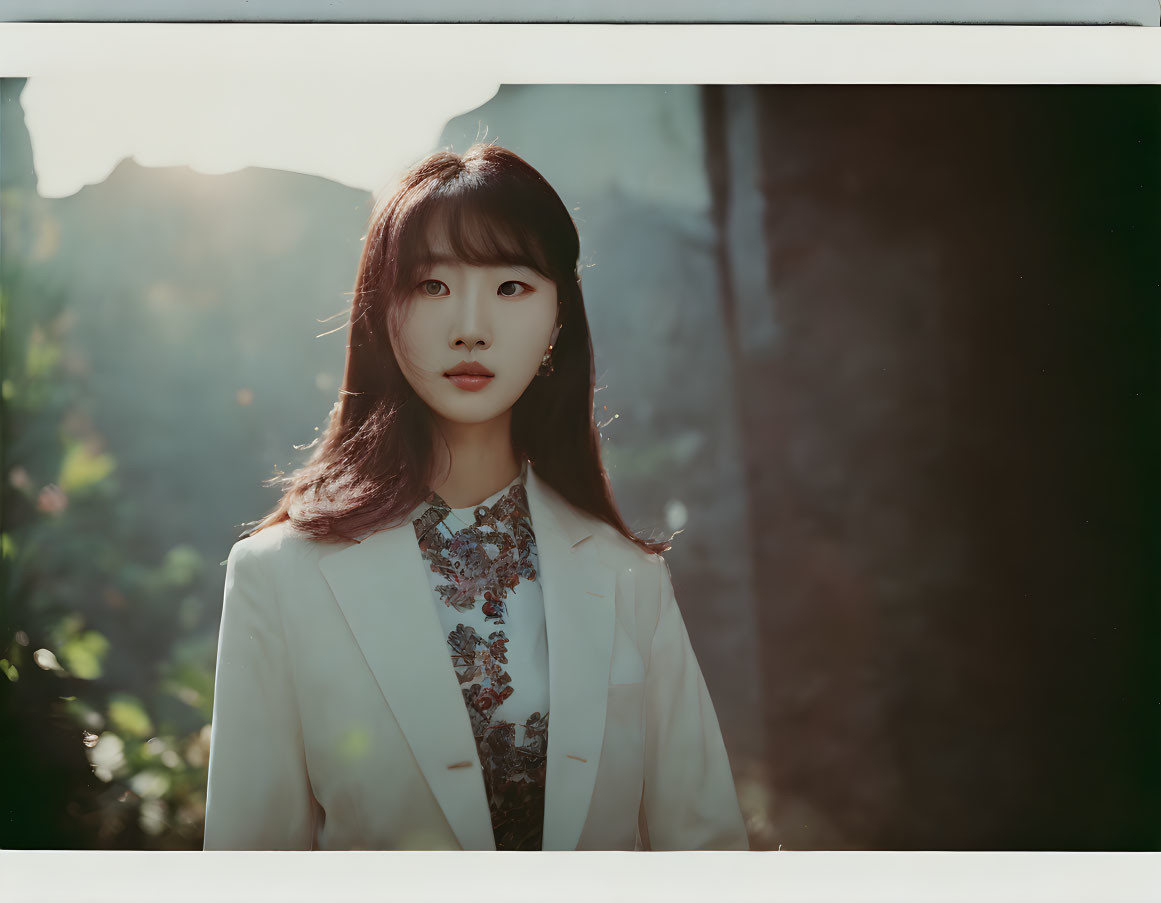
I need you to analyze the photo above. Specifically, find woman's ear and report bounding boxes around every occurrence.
[549,320,562,347]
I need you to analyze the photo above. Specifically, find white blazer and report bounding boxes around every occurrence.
[203,464,749,851]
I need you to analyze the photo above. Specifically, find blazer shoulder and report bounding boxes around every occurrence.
[580,511,668,576]
[225,520,335,573]
[578,516,673,641]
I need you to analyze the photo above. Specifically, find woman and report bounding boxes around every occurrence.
[203,144,748,851]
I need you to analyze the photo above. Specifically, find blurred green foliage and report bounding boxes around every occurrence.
[1,82,219,848]
[1,257,219,848]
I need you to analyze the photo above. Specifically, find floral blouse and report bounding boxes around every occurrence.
[410,459,549,851]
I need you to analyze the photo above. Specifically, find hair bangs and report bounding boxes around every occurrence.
[394,179,560,296]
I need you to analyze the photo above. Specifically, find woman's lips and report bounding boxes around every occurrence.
[446,374,494,391]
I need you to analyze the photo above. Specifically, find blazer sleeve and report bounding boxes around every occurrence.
[203,539,316,850]
[639,553,750,850]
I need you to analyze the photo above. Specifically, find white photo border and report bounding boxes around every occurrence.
[1,21,1159,903]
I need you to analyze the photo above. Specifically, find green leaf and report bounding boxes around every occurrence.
[108,693,155,739]
[58,441,116,493]
[25,327,61,379]
[58,629,110,680]
[48,613,84,648]
[158,544,201,587]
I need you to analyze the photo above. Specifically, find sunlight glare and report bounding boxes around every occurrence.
[21,72,500,199]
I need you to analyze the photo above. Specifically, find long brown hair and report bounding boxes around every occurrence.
[244,143,670,553]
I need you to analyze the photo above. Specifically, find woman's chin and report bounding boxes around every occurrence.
[430,399,514,427]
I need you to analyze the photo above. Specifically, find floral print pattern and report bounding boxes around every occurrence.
[413,481,539,620]
[412,469,550,851]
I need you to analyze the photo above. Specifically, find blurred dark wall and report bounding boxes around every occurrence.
[703,85,1161,849]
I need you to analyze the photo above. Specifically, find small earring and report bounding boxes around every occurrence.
[537,344,554,378]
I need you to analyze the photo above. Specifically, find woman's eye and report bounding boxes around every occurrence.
[498,281,530,297]
[419,280,448,297]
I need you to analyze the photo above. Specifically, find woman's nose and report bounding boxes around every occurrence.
[450,285,491,350]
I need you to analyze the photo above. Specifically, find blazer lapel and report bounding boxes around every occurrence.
[316,463,617,852]
[318,519,497,851]
[525,465,617,851]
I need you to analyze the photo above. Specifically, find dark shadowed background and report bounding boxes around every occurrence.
[2,79,1158,850]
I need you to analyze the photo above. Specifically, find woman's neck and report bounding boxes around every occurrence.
[428,414,522,509]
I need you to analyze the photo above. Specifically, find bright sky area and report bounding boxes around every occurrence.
[20,72,499,199]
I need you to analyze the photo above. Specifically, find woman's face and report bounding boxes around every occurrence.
[390,237,560,430]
